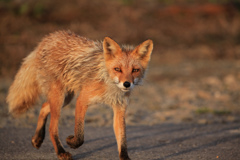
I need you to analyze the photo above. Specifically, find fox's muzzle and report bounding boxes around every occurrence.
[123,81,131,88]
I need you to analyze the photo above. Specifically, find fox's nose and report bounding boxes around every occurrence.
[123,81,131,88]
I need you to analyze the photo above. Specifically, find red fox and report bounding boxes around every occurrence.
[6,30,153,160]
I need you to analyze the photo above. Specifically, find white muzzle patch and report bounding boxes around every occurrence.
[113,77,134,92]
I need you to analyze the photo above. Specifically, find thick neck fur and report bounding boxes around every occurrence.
[36,31,131,107]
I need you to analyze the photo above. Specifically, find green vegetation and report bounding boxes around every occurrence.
[196,107,212,114]
[213,110,231,116]
[196,108,231,116]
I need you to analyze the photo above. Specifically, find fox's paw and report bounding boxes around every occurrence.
[120,154,131,160]
[31,136,44,149]
[120,157,131,160]
[66,135,84,149]
[58,152,72,160]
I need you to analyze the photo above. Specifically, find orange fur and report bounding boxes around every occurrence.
[6,30,153,160]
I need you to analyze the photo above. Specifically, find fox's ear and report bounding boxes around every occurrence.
[103,37,121,60]
[133,39,153,66]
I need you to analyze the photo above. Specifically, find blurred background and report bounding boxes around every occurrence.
[1,0,240,128]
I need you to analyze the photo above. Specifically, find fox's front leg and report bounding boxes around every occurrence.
[113,106,131,160]
[66,94,88,149]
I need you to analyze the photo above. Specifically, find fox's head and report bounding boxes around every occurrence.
[103,37,153,92]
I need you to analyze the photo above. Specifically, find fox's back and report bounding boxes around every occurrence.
[34,31,105,92]
[7,30,153,118]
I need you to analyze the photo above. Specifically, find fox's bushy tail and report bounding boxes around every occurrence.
[7,50,40,117]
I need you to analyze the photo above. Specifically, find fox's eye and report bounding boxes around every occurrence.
[114,68,121,72]
[132,69,139,73]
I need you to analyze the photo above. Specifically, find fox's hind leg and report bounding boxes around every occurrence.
[32,102,50,149]
[48,83,72,160]
[31,91,74,149]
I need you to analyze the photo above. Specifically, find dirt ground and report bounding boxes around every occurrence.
[1,0,240,128]
[1,123,240,160]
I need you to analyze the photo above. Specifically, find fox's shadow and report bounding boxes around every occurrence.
[66,123,240,160]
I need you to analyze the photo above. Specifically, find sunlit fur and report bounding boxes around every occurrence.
[6,30,153,160]
[7,30,153,115]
